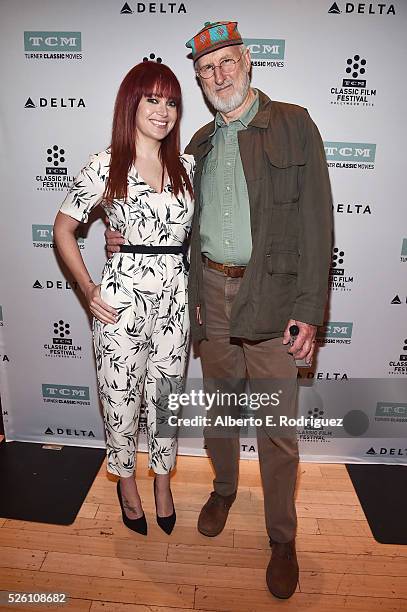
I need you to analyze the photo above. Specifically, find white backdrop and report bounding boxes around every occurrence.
[1,0,406,464]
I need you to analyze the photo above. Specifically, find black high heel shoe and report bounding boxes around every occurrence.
[116,480,147,535]
[154,478,176,535]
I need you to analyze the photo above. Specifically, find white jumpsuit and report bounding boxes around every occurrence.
[60,149,195,476]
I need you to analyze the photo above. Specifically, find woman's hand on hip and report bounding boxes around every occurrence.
[85,283,118,324]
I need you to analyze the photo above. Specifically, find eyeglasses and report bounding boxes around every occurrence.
[196,50,246,79]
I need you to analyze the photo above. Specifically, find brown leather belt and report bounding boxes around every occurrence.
[202,255,246,278]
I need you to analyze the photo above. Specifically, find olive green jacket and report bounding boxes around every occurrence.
[185,89,333,342]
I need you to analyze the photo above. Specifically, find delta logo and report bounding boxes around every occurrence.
[24,97,86,109]
[334,202,372,215]
[366,447,407,457]
[328,3,396,15]
[120,2,187,14]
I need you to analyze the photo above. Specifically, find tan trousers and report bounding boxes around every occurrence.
[199,263,299,543]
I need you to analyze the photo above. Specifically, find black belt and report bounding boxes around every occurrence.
[119,244,189,270]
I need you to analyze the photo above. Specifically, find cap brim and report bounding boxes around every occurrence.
[193,39,242,63]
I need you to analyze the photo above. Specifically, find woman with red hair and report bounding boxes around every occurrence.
[54,61,194,536]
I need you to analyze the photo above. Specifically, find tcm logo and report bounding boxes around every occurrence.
[32,225,84,248]
[324,142,376,162]
[375,402,407,418]
[42,384,90,401]
[244,39,285,60]
[321,322,353,338]
[32,225,54,243]
[24,32,81,52]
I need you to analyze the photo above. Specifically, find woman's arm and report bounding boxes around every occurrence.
[54,211,117,324]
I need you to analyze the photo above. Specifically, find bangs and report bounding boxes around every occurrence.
[141,64,181,106]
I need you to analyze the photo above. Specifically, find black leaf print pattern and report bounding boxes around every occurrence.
[59,149,195,477]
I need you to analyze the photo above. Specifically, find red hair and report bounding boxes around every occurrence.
[105,61,193,202]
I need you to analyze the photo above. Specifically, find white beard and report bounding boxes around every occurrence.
[204,71,251,114]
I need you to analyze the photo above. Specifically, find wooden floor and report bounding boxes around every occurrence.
[0,452,406,612]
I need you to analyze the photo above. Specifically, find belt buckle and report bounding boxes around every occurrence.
[225,263,241,278]
[223,262,233,276]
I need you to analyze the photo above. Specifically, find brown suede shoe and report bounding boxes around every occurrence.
[266,538,299,599]
[197,491,236,536]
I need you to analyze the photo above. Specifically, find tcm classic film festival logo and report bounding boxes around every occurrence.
[388,338,407,375]
[24,31,82,60]
[297,407,334,444]
[32,145,75,192]
[43,320,82,360]
[330,54,376,107]
[329,246,354,292]
[244,39,285,69]
[324,142,376,170]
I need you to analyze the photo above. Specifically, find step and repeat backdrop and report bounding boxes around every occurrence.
[0,0,406,464]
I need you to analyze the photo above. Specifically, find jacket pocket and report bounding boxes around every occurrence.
[266,250,299,275]
[265,146,305,204]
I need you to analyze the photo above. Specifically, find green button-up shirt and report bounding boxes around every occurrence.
[200,90,259,265]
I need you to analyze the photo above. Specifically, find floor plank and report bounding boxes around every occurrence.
[195,587,406,611]
[0,529,168,562]
[0,454,406,612]
[0,568,195,608]
[40,551,268,590]
[234,532,407,557]
[0,592,91,611]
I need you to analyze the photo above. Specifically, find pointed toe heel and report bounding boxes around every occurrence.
[154,478,176,535]
[117,480,147,536]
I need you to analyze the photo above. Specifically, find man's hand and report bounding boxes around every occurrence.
[85,283,117,325]
[105,219,125,257]
[283,318,317,366]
